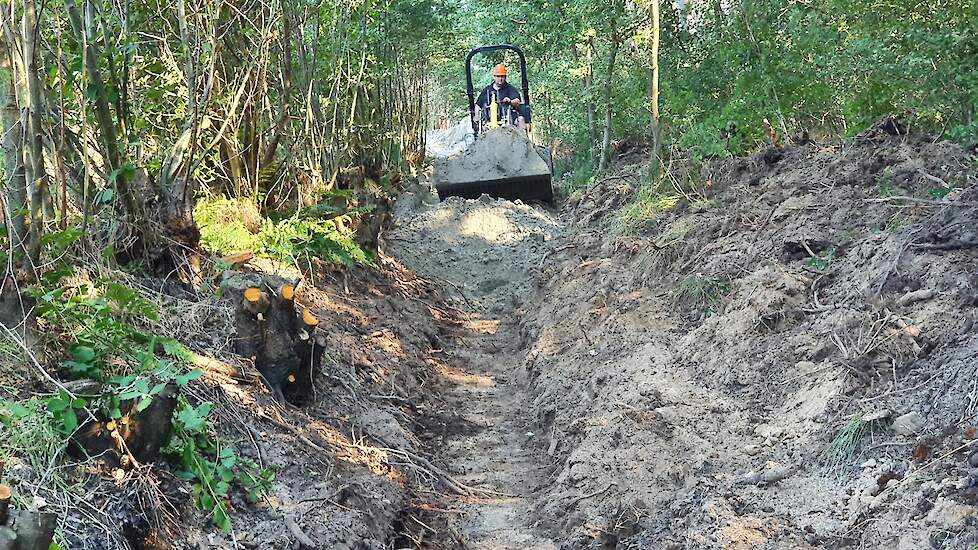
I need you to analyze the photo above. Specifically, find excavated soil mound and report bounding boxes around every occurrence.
[432,126,550,188]
[426,117,473,159]
[521,127,978,548]
[389,190,557,314]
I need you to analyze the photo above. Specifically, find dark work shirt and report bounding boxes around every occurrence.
[476,82,522,109]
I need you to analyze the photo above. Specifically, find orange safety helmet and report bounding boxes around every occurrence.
[492,64,508,77]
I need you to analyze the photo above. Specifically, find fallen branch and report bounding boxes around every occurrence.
[566,482,616,507]
[875,237,914,296]
[406,295,464,319]
[283,514,317,548]
[910,240,978,251]
[895,288,934,307]
[377,443,507,498]
[916,169,949,188]
[428,275,475,310]
[863,196,978,207]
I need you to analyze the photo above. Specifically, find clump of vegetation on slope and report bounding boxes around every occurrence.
[194,196,374,267]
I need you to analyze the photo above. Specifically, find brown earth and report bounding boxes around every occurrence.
[6,124,978,550]
[520,126,978,549]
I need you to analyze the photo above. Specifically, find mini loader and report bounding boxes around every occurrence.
[432,44,554,203]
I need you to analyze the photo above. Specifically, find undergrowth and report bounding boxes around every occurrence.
[165,399,275,533]
[613,161,709,237]
[0,228,274,540]
[195,195,373,266]
[559,154,597,196]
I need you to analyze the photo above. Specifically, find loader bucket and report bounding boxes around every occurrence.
[432,126,554,203]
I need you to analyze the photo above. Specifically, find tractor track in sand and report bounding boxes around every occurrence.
[385,189,559,548]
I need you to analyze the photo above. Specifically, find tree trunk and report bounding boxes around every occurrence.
[597,29,620,172]
[0,25,27,265]
[649,0,662,167]
[23,0,47,267]
[63,0,135,216]
[583,37,597,157]
[260,4,294,169]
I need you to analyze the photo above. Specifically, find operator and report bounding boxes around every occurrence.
[475,64,527,129]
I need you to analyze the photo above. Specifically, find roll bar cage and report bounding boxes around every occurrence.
[465,44,530,136]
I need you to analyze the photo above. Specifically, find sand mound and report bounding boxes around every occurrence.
[432,126,550,189]
[426,117,473,158]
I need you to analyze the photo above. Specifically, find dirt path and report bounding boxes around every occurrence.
[386,190,559,548]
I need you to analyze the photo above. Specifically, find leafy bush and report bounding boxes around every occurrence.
[165,398,275,533]
[29,274,158,382]
[4,253,272,536]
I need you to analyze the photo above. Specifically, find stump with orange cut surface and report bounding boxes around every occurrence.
[227,273,318,405]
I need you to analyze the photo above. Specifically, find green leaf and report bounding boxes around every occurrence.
[72,345,96,363]
[110,374,137,386]
[176,402,210,432]
[60,408,78,434]
[198,491,215,511]
[213,502,231,533]
[135,397,153,412]
[97,188,114,203]
[64,361,97,377]
[173,470,196,481]
[175,369,203,386]
[182,441,197,467]
[5,402,32,418]
[46,397,69,412]
[109,394,123,419]
[219,468,235,482]
[161,338,193,360]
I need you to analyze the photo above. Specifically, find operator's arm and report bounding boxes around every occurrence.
[502,86,521,107]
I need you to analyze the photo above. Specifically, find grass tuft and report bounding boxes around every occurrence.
[821,412,883,472]
[614,179,680,236]
[674,274,731,315]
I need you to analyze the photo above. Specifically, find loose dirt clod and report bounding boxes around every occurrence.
[892,411,926,435]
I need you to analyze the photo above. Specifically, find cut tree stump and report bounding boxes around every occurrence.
[0,485,56,550]
[225,273,320,405]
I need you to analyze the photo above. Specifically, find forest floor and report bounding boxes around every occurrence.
[5,124,978,550]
